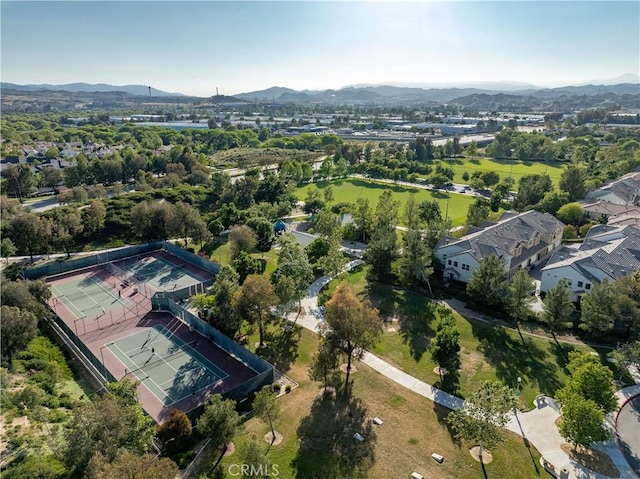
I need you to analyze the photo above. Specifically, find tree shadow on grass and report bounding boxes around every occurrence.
[257,324,301,374]
[472,322,564,399]
[292,392,376,479]
[366,283,437,361]
[397,294,438,361]
[431,401,462,446]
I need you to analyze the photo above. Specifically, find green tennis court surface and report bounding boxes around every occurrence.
[51,273,131,320]
[120,255,205,291]
[107,324,228,405]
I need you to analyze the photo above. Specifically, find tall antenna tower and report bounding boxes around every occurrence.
[148,86,151,97]
[216,87,219,96]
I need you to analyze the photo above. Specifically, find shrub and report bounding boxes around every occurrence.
[285,385,292,393]
[272,383,282,393]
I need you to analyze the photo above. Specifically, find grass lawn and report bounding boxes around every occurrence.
[437,157,565,186]
[192,324,542,479]
[198,236,280,277]
[321,266,598,410]
[296,178,475,226]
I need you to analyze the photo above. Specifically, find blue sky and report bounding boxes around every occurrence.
[2,1,638,96]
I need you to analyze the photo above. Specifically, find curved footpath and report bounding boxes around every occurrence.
[285,260,640,479]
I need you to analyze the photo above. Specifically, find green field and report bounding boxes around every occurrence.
[296,179,476,226]
[439,157,565,186]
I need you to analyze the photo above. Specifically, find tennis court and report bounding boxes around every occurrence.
[50,272,131,320]
[107,324,228,406]
[117,253,206,292]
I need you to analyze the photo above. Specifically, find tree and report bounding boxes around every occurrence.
[208,218,224,238]
[1,306,38,365]
[3,163,34,202]
[83,200,107,238]
[310,336,341,388]
[481,170,500,188]
[1,238,17,264]
[209,266,241,335]
[303,187,325,215]
[272,234,313,318]
[238,434,269,478]
[232,251,262,284]
[559,165,586,202]
[466,255,508,309]
[534,189,569,215]
[608,341,640,380]
[247,217,275,252]
[253,387,282,448]
[513,173,553,211]
[51,209,83,257]
[64,395,155,475]
[363,190,399,279]
[430,322,461,383]
[197,394,240,469]
[560,351,617,413]
[556,202,585,229]
[418,199,442,224]
[323,284,382,389]
[398,195,433,290]
[580,280,614,337]
[86,451,179,479]
[611,275,640,339]
[105,378,140,405]
[506,268,534,338]
[235,274,278,348]
[542,278,574,346]
[229,225,258,260]
[352,197,373,242]
[557,392,611,450]
[9,213,50,262]
[445,380,517,460]
[466,197,491,226]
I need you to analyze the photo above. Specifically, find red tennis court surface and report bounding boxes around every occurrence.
[47,263,257,424]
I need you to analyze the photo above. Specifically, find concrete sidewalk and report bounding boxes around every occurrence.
[283,264,640,479]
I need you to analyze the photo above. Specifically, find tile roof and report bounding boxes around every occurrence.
[543,224,640,281]
[435,210,564,262]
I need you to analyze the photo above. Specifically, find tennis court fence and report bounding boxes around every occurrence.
[151,295,274,402]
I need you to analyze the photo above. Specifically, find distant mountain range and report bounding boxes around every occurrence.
[2,76,639,110]
[236,82,640,105]
[0,82,182,97]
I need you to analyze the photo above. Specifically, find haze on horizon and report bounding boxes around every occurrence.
[1,1,638,97]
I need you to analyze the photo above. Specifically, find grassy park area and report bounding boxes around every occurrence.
[439,157,565,186]
[191,325,542,479]
[321,265,600,410]
[296,179,476,226]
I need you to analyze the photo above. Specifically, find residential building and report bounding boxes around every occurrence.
[584,171,640,206]
[540,224,640,300]
[434,210,564,283]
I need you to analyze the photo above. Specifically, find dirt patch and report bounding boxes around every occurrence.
[340,364,357,374]
[317,386,336,399]
[560,443,620,477]
[223,441,235,456]
[264,431,283,446]
[469,446,493,464]
[555,416,562,428]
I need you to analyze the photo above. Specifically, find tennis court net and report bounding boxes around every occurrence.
[104,262,136,285]
[123,340,197,377]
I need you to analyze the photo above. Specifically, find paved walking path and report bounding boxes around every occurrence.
[284,262,640,479]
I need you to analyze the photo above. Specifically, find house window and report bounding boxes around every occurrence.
[454,261,458,267]
[585,283,591,290]
[448,260,452,265]
[577,281,583,288]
